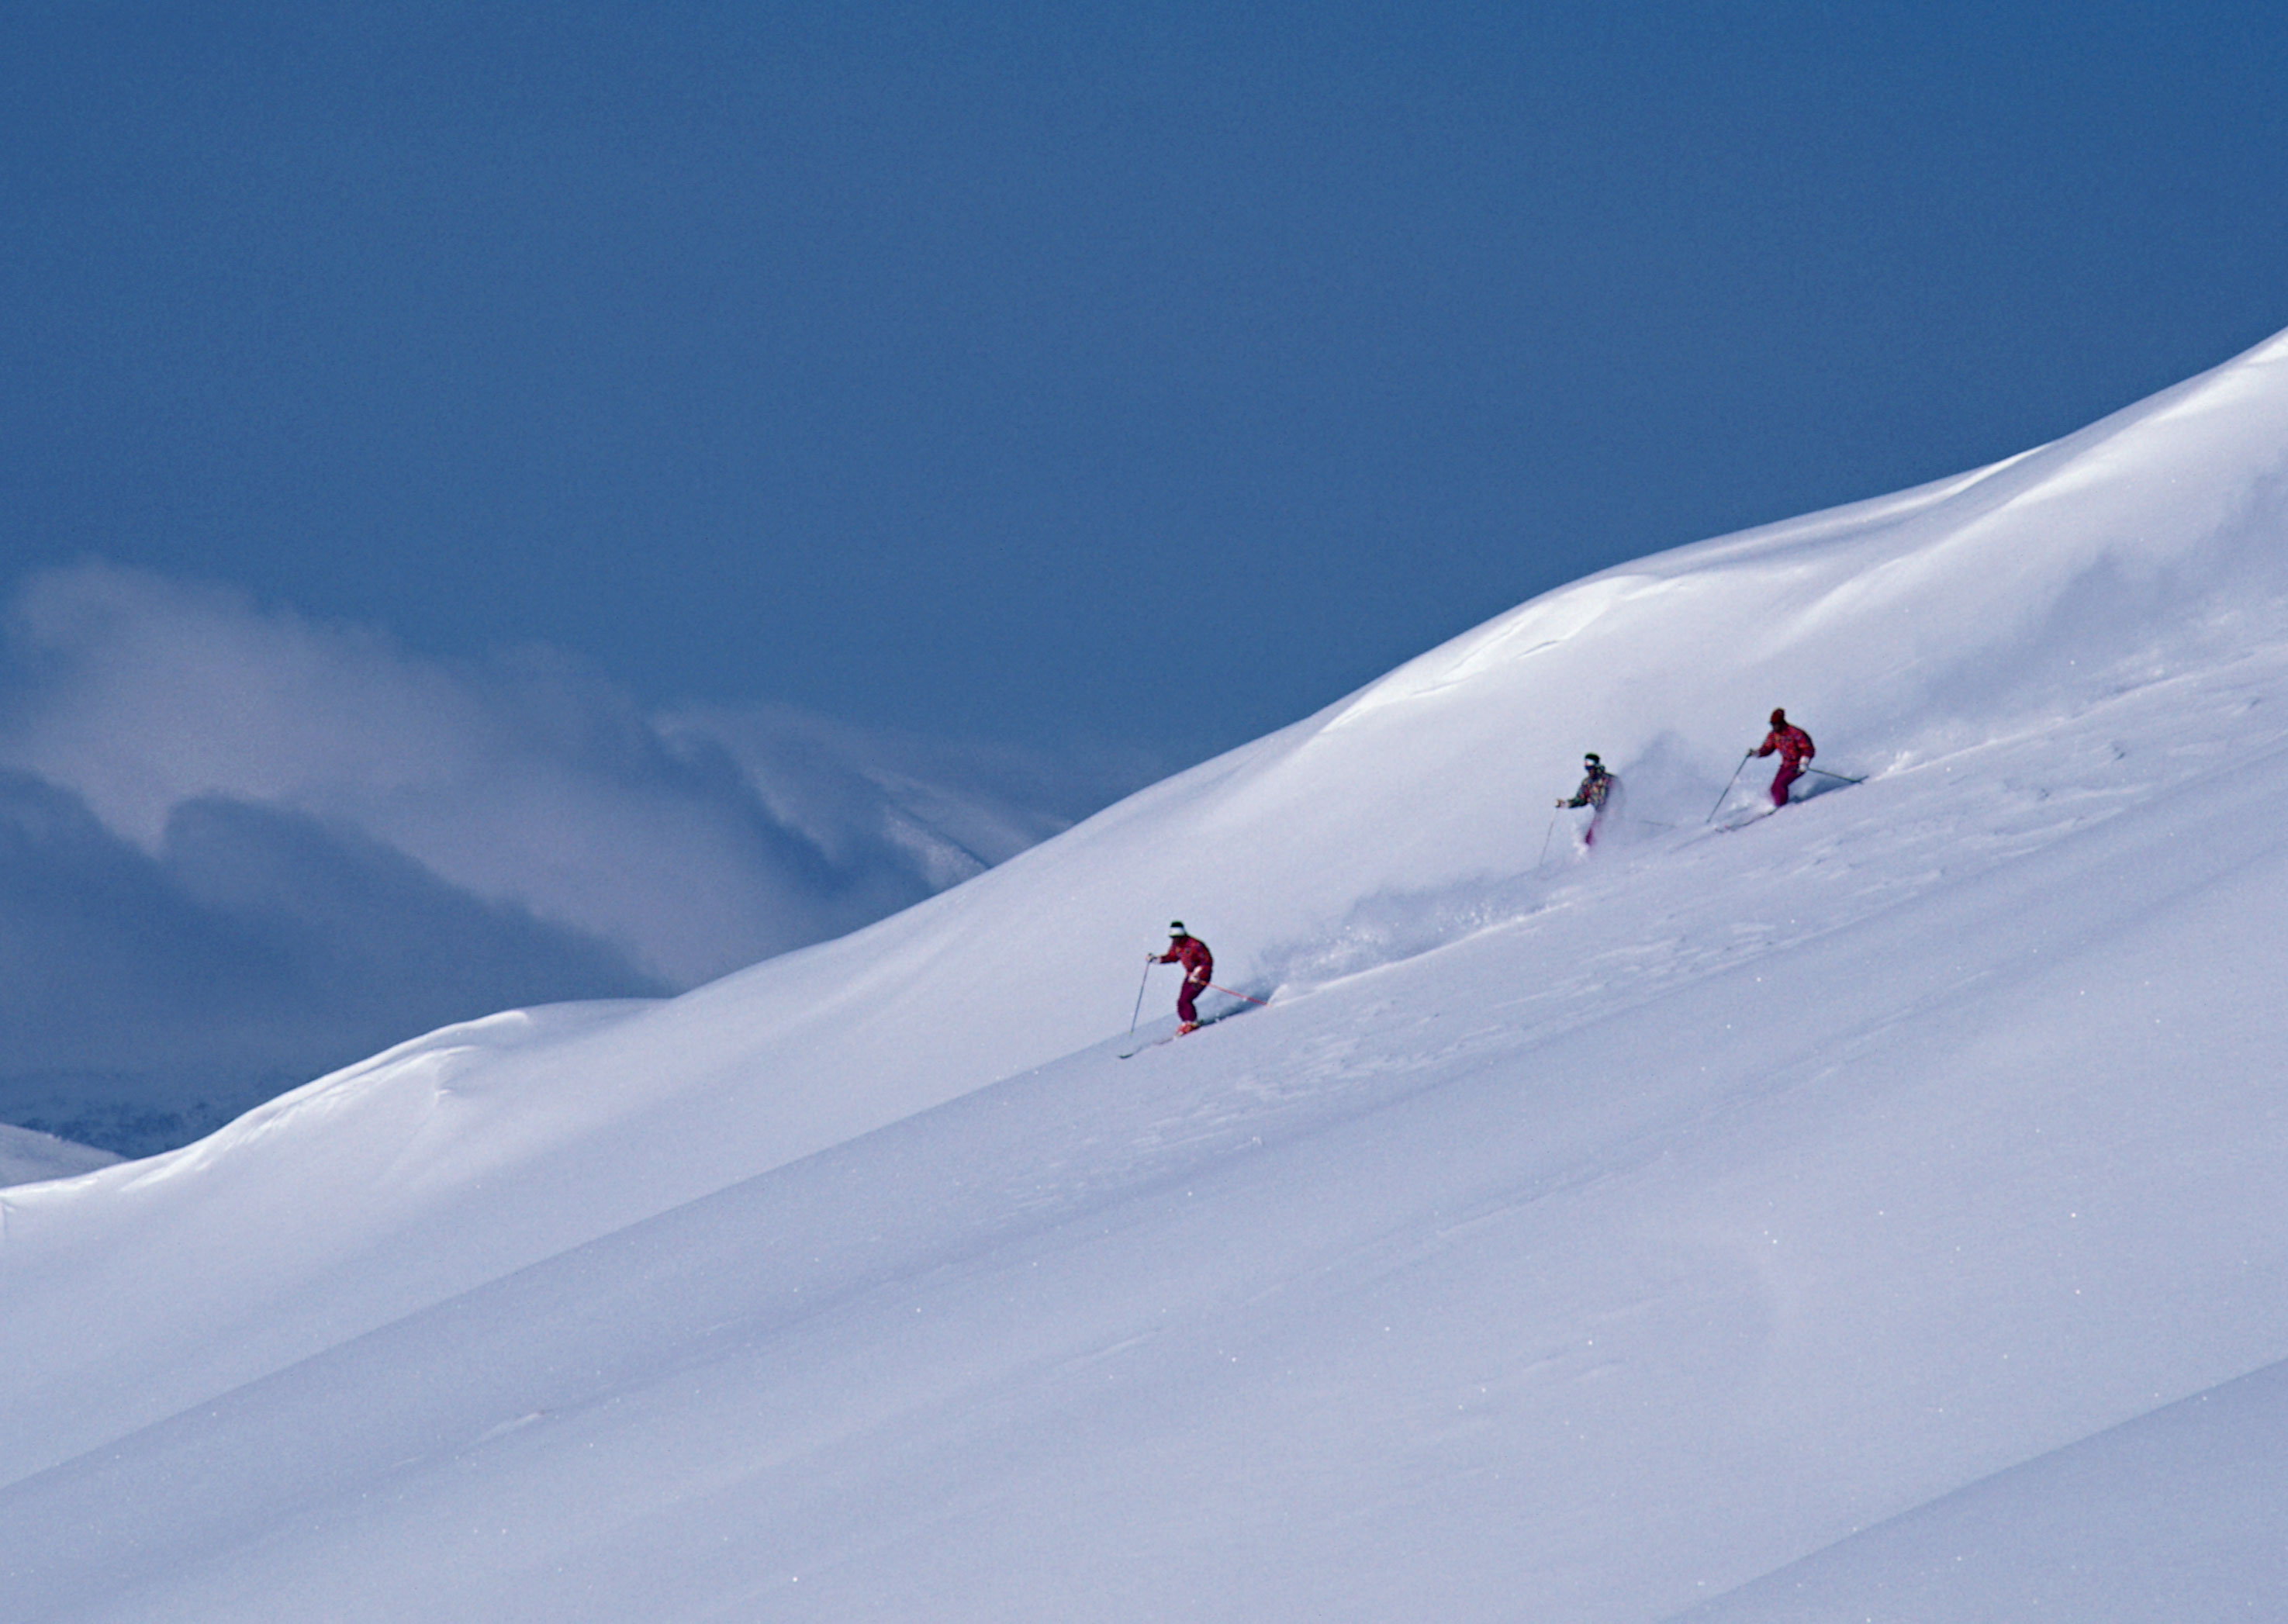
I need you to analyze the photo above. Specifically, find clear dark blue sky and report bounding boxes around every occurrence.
[6,2,2286,766]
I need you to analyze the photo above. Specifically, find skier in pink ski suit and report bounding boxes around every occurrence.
[1153,923,1214,1031]
[1754,709,1816,807]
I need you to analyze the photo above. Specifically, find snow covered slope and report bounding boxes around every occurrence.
[2,329,2286,1620]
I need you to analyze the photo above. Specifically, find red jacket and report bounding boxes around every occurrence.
[1756,724,1815,768]
[1158,935,1212,983]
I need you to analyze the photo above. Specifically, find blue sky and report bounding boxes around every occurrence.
[2,2,2286,1149]
[8,2,2283,763]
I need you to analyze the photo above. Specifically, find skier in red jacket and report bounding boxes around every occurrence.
[1754,709,1816,807]
[1152,922,1214,1032]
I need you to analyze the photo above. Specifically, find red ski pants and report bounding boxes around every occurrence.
[1771,759,1804,807]
[1177,976,1208,1025]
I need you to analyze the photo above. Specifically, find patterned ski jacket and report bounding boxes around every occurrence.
[1564,766,1615,810]
[1756,724,1816,768]
[1158,935,1213,983]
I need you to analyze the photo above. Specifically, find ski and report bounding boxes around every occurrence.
[1703,766,1863,832]
[1119,1023,1204,1059]
[1116,998,1263,1059]
[1119,1012,1225,1058]
[1683,804,1777,843]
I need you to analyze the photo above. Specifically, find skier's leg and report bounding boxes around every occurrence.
[1177,978,1201,1025]
[1771,761,1802,806]
[1588,793,1615,845]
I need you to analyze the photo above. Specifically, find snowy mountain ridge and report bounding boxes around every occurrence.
[0,1121,116,1190]
[2,328,2287,1619]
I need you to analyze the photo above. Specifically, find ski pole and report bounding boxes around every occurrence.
[1205,983,1270,1007]
[1706,751,1752,822]
[1537,809,1559,865]
[1129,959,1153,1035]
[1806,767,1867,784]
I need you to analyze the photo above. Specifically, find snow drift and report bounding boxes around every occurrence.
[2,328,2286,1620]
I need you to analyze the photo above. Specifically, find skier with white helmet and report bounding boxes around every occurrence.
[1557,752,1617,846]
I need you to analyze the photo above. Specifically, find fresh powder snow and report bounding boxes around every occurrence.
[2,329,2286,1620]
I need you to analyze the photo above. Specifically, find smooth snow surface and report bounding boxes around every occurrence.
[1679,1354,2288,1621]
[3,330,2287,1620]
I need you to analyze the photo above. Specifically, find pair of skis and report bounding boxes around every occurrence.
[1118,983,1269,1059]
[1118,1011,1232,1058]
[1706,760,1865,825]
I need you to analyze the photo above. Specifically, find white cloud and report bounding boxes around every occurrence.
[0,563,1157,1152]
[0,563,1148,989]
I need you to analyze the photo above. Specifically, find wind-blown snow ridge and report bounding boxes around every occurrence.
[2,329,2286,1619]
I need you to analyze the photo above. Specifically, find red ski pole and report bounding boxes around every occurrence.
[1206,983,1270,1007]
